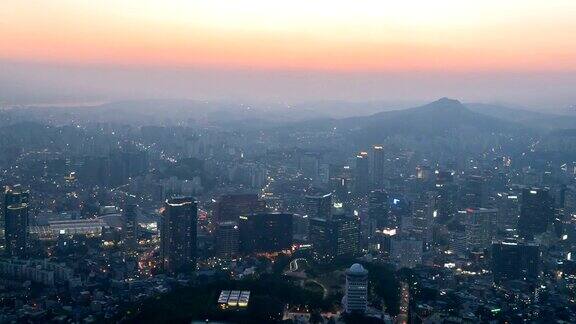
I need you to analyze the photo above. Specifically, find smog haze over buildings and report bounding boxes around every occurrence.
[1,1,576,323]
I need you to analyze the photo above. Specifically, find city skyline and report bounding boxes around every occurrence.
[1,2,576,323]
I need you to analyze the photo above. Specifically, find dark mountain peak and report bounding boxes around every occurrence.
[435,97,460,104]
[422,97,466,111]
[336,96,521,142]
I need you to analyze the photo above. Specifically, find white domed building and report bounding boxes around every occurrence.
[343,263,369,313]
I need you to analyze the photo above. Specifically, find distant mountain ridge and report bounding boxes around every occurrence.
[466,102,576,130]
[3,97,576,133]
[327,97,524,142]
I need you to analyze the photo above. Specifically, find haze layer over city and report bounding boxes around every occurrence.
[1,1,576,323]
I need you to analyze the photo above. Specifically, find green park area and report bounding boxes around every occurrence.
[126,256,400,323]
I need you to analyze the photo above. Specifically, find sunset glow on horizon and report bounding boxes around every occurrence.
[3,0,576,72]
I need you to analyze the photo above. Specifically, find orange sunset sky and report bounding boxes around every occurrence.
[1,1,576,106]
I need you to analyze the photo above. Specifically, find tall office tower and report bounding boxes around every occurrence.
[3,186,30,257]
[390,236,423,269]
[409,191,435,244]
[449,225,468,257]
[368,190,389,233]
[492,240,540,284]
[309,214,360,260]
[464,208,497,252]
[305,192,332,220]
[459,175,485,209]
[238,213,293,254]
[373,228,396,255]
[494,192,520,232]
[563,187,576,242]
[355,152,370,196]
[371,145,385,189]
[123,204,139,252]
[214,194,266,222]
[564,185,576,220]
[389,197,410,232]
[300,152,320,180]
[160,197,198,275]
[434,171,458,223]
[333,165,354,200]
[309,217,330,258]
[215,221,239,258]
[5,204,29,258]
[332,214,361,258]
[292,213,310,241]
[343,263,368,314]
[518,188,554,239]
[318,163,330,186]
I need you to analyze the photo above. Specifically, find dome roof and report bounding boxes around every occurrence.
[348,263,367,274]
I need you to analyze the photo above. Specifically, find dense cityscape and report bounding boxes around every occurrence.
[4,1,576,323]
[0,97,575,323]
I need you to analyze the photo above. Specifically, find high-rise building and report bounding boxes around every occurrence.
[389,196,409,232]
[434,171,457,223]
[123,204,139,252]
[518,188,554,239]
[5,204,29,258]
[449,224,467,257]
[459,175,485,209]
[355,152,370,195]
[3,186,30,257]
[464,208,497,252]
[215,221,239,258]
[492,240,540,284]
[371,145,384,189]
[305,192,332,220]
[344,263,368,313]
[332,214,361,258]
[160,197,198,275]
[238,213,293,254]
[309,214,361,261]
[368,190,389,233]
[309,217,330,258]
[564,185,576,220]
[214,194,266,223]
[292,213,309,241]
[300,152,320,180]
[409,191,435,243]
[373,228,397,255]
[494,192,520,232]
[333,166,354,199]
[318,163,330,185]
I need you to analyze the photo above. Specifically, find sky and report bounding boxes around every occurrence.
[1,1,576,110]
